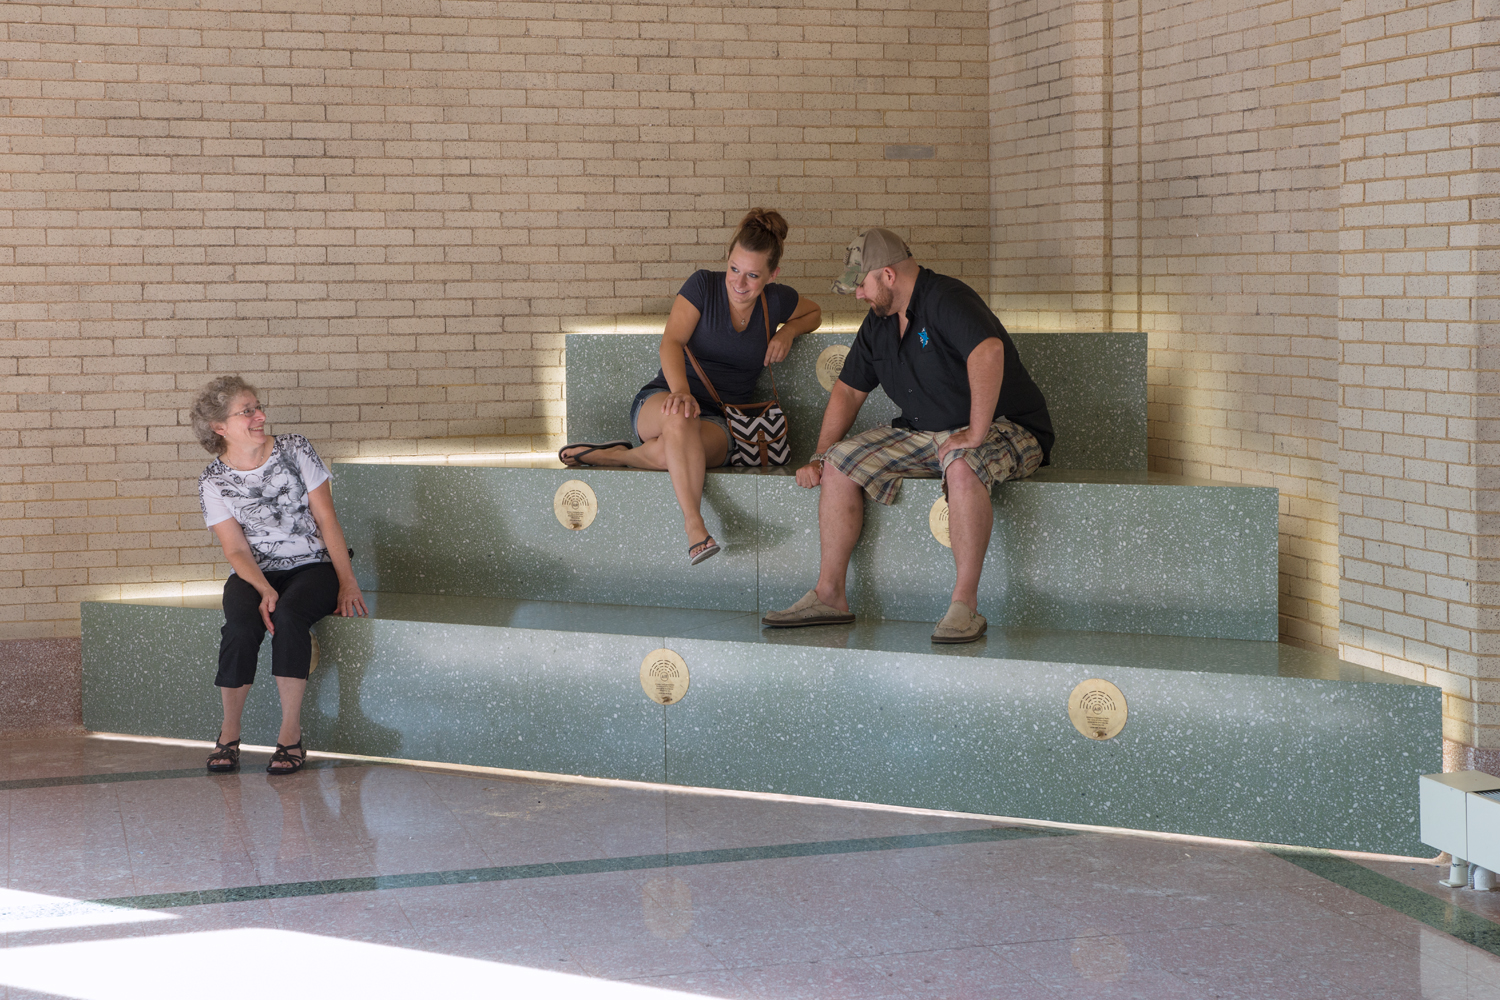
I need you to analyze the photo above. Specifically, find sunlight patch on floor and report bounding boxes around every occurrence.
[0,928,714,1000]
[0,888,175,934]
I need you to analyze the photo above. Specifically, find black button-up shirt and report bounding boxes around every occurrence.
[839,267,1054,462]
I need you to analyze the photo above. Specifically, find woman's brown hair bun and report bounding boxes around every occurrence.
[728,208,788,272]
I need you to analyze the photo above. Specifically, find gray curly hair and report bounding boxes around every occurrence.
[190,375,259,454]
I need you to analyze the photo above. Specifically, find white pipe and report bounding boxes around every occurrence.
[1440,858,1469,888]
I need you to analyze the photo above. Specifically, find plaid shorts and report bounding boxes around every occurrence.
[824,419,1044,506]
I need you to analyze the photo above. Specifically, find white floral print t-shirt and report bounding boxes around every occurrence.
[199,434,332,573]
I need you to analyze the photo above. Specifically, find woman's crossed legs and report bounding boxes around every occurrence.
[559,392,730,552]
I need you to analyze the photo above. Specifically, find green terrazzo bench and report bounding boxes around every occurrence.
[81,592,1439,855]
[565,332,1146,470]
[329,461,1278,642]
[77,328,1444,856]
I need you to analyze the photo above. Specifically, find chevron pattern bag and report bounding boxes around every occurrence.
[684,293,791,467]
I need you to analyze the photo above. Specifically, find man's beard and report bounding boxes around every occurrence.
[865,280,895,317]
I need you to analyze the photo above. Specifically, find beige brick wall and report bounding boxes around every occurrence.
[988,0,1117,330]
[1,0,992,640]
[1138,0,1344,657]
[991,0,1344,656]
[1337,0,1499,750]
[989,0,1498,751]
[7,0,1496,753]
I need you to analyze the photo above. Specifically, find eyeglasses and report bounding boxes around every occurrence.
[229,404,265,419]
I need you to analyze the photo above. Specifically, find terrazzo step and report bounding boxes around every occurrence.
[565,332,1147,470]
[81,593,1440,855]
[333,460,1279,642]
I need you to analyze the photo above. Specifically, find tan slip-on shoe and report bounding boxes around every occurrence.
[931,601,987,643]
[761,589,856,628]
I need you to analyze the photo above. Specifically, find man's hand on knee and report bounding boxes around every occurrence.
[937,425,983,463]
[795,458,825,488]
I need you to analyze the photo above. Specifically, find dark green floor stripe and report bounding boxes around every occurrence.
[1266,846,1500,957]
[92,826,1063,911]
[0,760,354,792]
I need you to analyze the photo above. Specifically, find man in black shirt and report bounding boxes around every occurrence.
[762,228,1053,643]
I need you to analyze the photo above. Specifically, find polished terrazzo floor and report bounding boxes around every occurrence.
[2,734,1498,1000]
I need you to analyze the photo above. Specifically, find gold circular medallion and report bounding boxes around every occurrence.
[816,344,850,391]
[1068,679,1128,740]
[640,648,690,705]
[929,496,951,548]
[553,479,598,531]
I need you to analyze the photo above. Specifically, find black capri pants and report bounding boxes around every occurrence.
[216,561,339,687]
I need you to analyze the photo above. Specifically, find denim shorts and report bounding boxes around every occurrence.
[629,387,733,466]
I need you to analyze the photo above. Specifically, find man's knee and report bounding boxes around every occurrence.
[820,461,860,495]
[944,456,984,491]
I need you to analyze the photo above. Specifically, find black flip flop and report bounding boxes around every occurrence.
[559,440,632,466]
[689,536,720,565]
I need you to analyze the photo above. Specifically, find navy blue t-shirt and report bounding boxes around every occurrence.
[641,270,801,414]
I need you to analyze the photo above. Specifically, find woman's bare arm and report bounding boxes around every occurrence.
[765,294,823,364]
[211,519,280,633]
[307,480,368,618]
[658,294,705,418]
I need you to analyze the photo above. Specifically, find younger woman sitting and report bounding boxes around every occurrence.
[559,209,821,564]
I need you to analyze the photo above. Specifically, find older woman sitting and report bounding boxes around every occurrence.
[191,376,367,774]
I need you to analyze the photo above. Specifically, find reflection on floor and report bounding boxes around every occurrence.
[1,734,1498,1000]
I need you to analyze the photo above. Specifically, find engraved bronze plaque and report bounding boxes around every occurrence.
[816,344,850,391]
[640,648,690,705]
[1068,679,1128,740]
[553,479,598,530]
[929,496,951,548]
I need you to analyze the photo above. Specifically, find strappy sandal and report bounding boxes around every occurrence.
[266,739,305,775]
[206,734,240,773]
[688,535,720,565]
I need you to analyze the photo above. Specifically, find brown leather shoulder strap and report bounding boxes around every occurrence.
[685,291,782,409]
[682,344,725,409]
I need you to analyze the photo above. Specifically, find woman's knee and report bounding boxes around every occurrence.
[662,412,714,455]
[658,407,695,437]
[633,393,671,440]
[220,607,266,640]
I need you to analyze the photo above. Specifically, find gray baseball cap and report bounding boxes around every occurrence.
[832,228,913,294]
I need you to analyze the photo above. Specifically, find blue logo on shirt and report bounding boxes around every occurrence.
[917,328,930,348]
